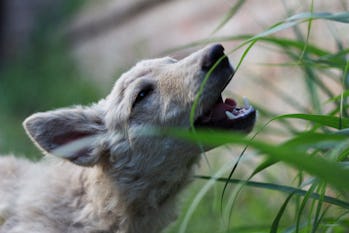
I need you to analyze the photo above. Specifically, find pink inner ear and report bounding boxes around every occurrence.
[52,131,94,146]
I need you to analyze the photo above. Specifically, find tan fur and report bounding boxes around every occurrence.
[0,45,244,233]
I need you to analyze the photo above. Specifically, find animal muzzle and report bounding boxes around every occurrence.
[194,44,256,133]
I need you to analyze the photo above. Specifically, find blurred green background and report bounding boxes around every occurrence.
[0,1,101,159]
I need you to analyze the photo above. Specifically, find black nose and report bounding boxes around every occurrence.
[201,44,225,71]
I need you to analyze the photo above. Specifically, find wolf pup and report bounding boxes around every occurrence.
[0,44,256,233]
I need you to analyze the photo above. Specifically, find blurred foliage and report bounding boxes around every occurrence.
[165,2,349,233]
[0,0,100,159]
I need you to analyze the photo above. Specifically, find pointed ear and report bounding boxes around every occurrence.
[23,105,106,166]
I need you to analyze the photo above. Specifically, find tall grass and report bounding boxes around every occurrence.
[166,2,349,233]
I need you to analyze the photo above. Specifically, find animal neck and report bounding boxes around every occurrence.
[83,148,200,232]
[106,149,198,217]
[117,150,200,233]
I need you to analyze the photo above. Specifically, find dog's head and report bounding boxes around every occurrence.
[23,44,256,169]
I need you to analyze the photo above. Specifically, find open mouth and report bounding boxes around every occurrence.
[193,44,256,133]
[194,96,256,133]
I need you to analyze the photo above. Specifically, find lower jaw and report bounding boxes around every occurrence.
[194,97,256,133]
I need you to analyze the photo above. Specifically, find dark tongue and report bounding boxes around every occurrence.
[211,98,237,121]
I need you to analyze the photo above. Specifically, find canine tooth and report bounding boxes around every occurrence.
[243,96,250,108]
[225,111,237,120]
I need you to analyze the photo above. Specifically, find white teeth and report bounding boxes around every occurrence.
[225,98,254,120]
[225,111,238,120]
[243,96,250,108]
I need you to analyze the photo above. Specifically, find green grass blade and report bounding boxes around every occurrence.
[178,162,235,233]
[235,40,257,72]
[164,128,349,191]
[250,158,278,178]
[311,183,326,233]
[273,113,349,129]
[270,193,294,233]
[296,183,318,233]
[220,127,263,214]
[328,90,349,103]
[287,12,349,23]
[281,132,347,150]
[220,149,243,213]
[299,0,314,60]
[195,176,349,209]
[189,55,230,130]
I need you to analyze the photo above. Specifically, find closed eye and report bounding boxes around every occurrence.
[132,85,154,108]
